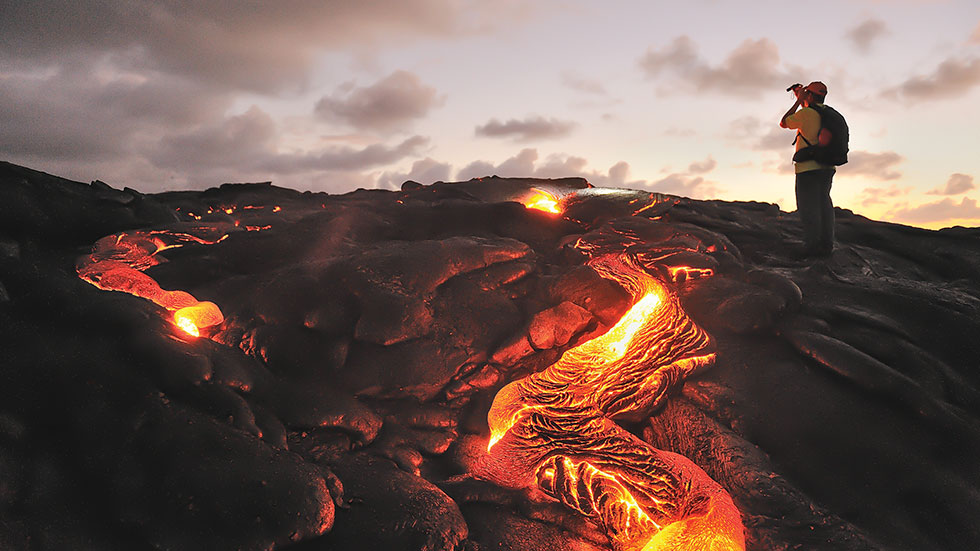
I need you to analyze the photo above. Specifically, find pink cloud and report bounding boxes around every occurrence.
[888,57,980,100]
[688,156,717,174]
[452,150,649,190]
[648,173,721,200]
[561,71,608,95]
[838,151,904,180]
[858,184,912,207]
[315,71,445,130]
[639,36,794,96]
[927,173,976,195]
[663,127,696,137]
[889,197,980,224]
[845,19,889,53]
[377,157,453,189]
[152,106,430,181]
[475,116,577,142]
[727,116,791,151]
[0,1,487,93]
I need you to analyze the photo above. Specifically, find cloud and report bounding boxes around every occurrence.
[762,158,795,176]
[607,162,631,185]
[639,36,700,76]
[0,1,475,93]
[727,116,792,151]
[314,71,445,130]
[377,157,453,189]
[496,148,544,177]
[663,127,696,138]
[648,173,721,199]
[0,66,230,163]
[858,184,912,207]
[150,106,429,184]
[457,148,541,180]
[259,136,430,173]
[455,149,645,189]
[475,116,577,142]
[402,148,721,200]
[457,160,499,181]
[846,19,889,53]
[927,173,976,195]
[639,36,793,96]
[972,22,980,43]
[887,57,980,100]
[838,151,904,180]
[688,156,717,174]
[152,106,278,170]
[561,71,608,95]
[889,197,980,224]
[0,1,551,193]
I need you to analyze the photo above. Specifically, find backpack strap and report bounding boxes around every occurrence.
[791,105,820,146]
[793,132,813,147]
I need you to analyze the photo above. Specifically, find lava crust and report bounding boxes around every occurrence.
[2,161,980,551]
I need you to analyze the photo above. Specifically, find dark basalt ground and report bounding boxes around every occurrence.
[2,160,979,551]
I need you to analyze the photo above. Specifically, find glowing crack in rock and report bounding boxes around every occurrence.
[76,226,231,338]
[479,255,744,551]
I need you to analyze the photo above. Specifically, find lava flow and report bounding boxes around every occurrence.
[76,226,228,337]
[478,254,744,551]
[522,188,561,214]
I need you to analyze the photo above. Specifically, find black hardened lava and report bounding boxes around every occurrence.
[2,160,980,550]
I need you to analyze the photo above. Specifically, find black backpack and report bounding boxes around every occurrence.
[792,104,849,166]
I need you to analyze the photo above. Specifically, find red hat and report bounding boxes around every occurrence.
[804,81,828,96]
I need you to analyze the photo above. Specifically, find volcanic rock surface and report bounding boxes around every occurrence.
[2,160,979,550]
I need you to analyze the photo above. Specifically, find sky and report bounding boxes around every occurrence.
[1,0,979,229]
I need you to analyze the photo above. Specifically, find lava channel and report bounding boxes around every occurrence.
[478,254,745,551]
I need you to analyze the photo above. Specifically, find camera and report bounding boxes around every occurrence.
[786,83,803,92]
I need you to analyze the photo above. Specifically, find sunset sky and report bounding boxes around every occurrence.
[2,0,979,229]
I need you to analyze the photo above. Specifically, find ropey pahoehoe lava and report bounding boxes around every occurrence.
[479,254,742,550]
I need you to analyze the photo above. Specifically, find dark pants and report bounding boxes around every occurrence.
[795,169,835,253]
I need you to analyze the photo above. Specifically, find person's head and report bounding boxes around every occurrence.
[802,81,827,106]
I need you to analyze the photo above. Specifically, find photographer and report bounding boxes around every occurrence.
[780,81,836,258]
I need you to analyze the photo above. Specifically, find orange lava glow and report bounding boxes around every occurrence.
[174,301,223,338]
[630,193,674,216]
[668,265,715,283]
[480,255,744,551]
[522,189,561,214]
[174,314,200,337]
[77,228,227,337]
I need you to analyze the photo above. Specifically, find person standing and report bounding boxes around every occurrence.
[780,81,837,257]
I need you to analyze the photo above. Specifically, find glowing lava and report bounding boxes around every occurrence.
[174,301,224,338]
[523,188,561,214]
[479,255,744,551]
[77,227,229,337]
[174,313,201,337]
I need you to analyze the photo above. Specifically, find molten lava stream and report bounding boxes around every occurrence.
[479,255,744,551]
[77,228,226,338]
